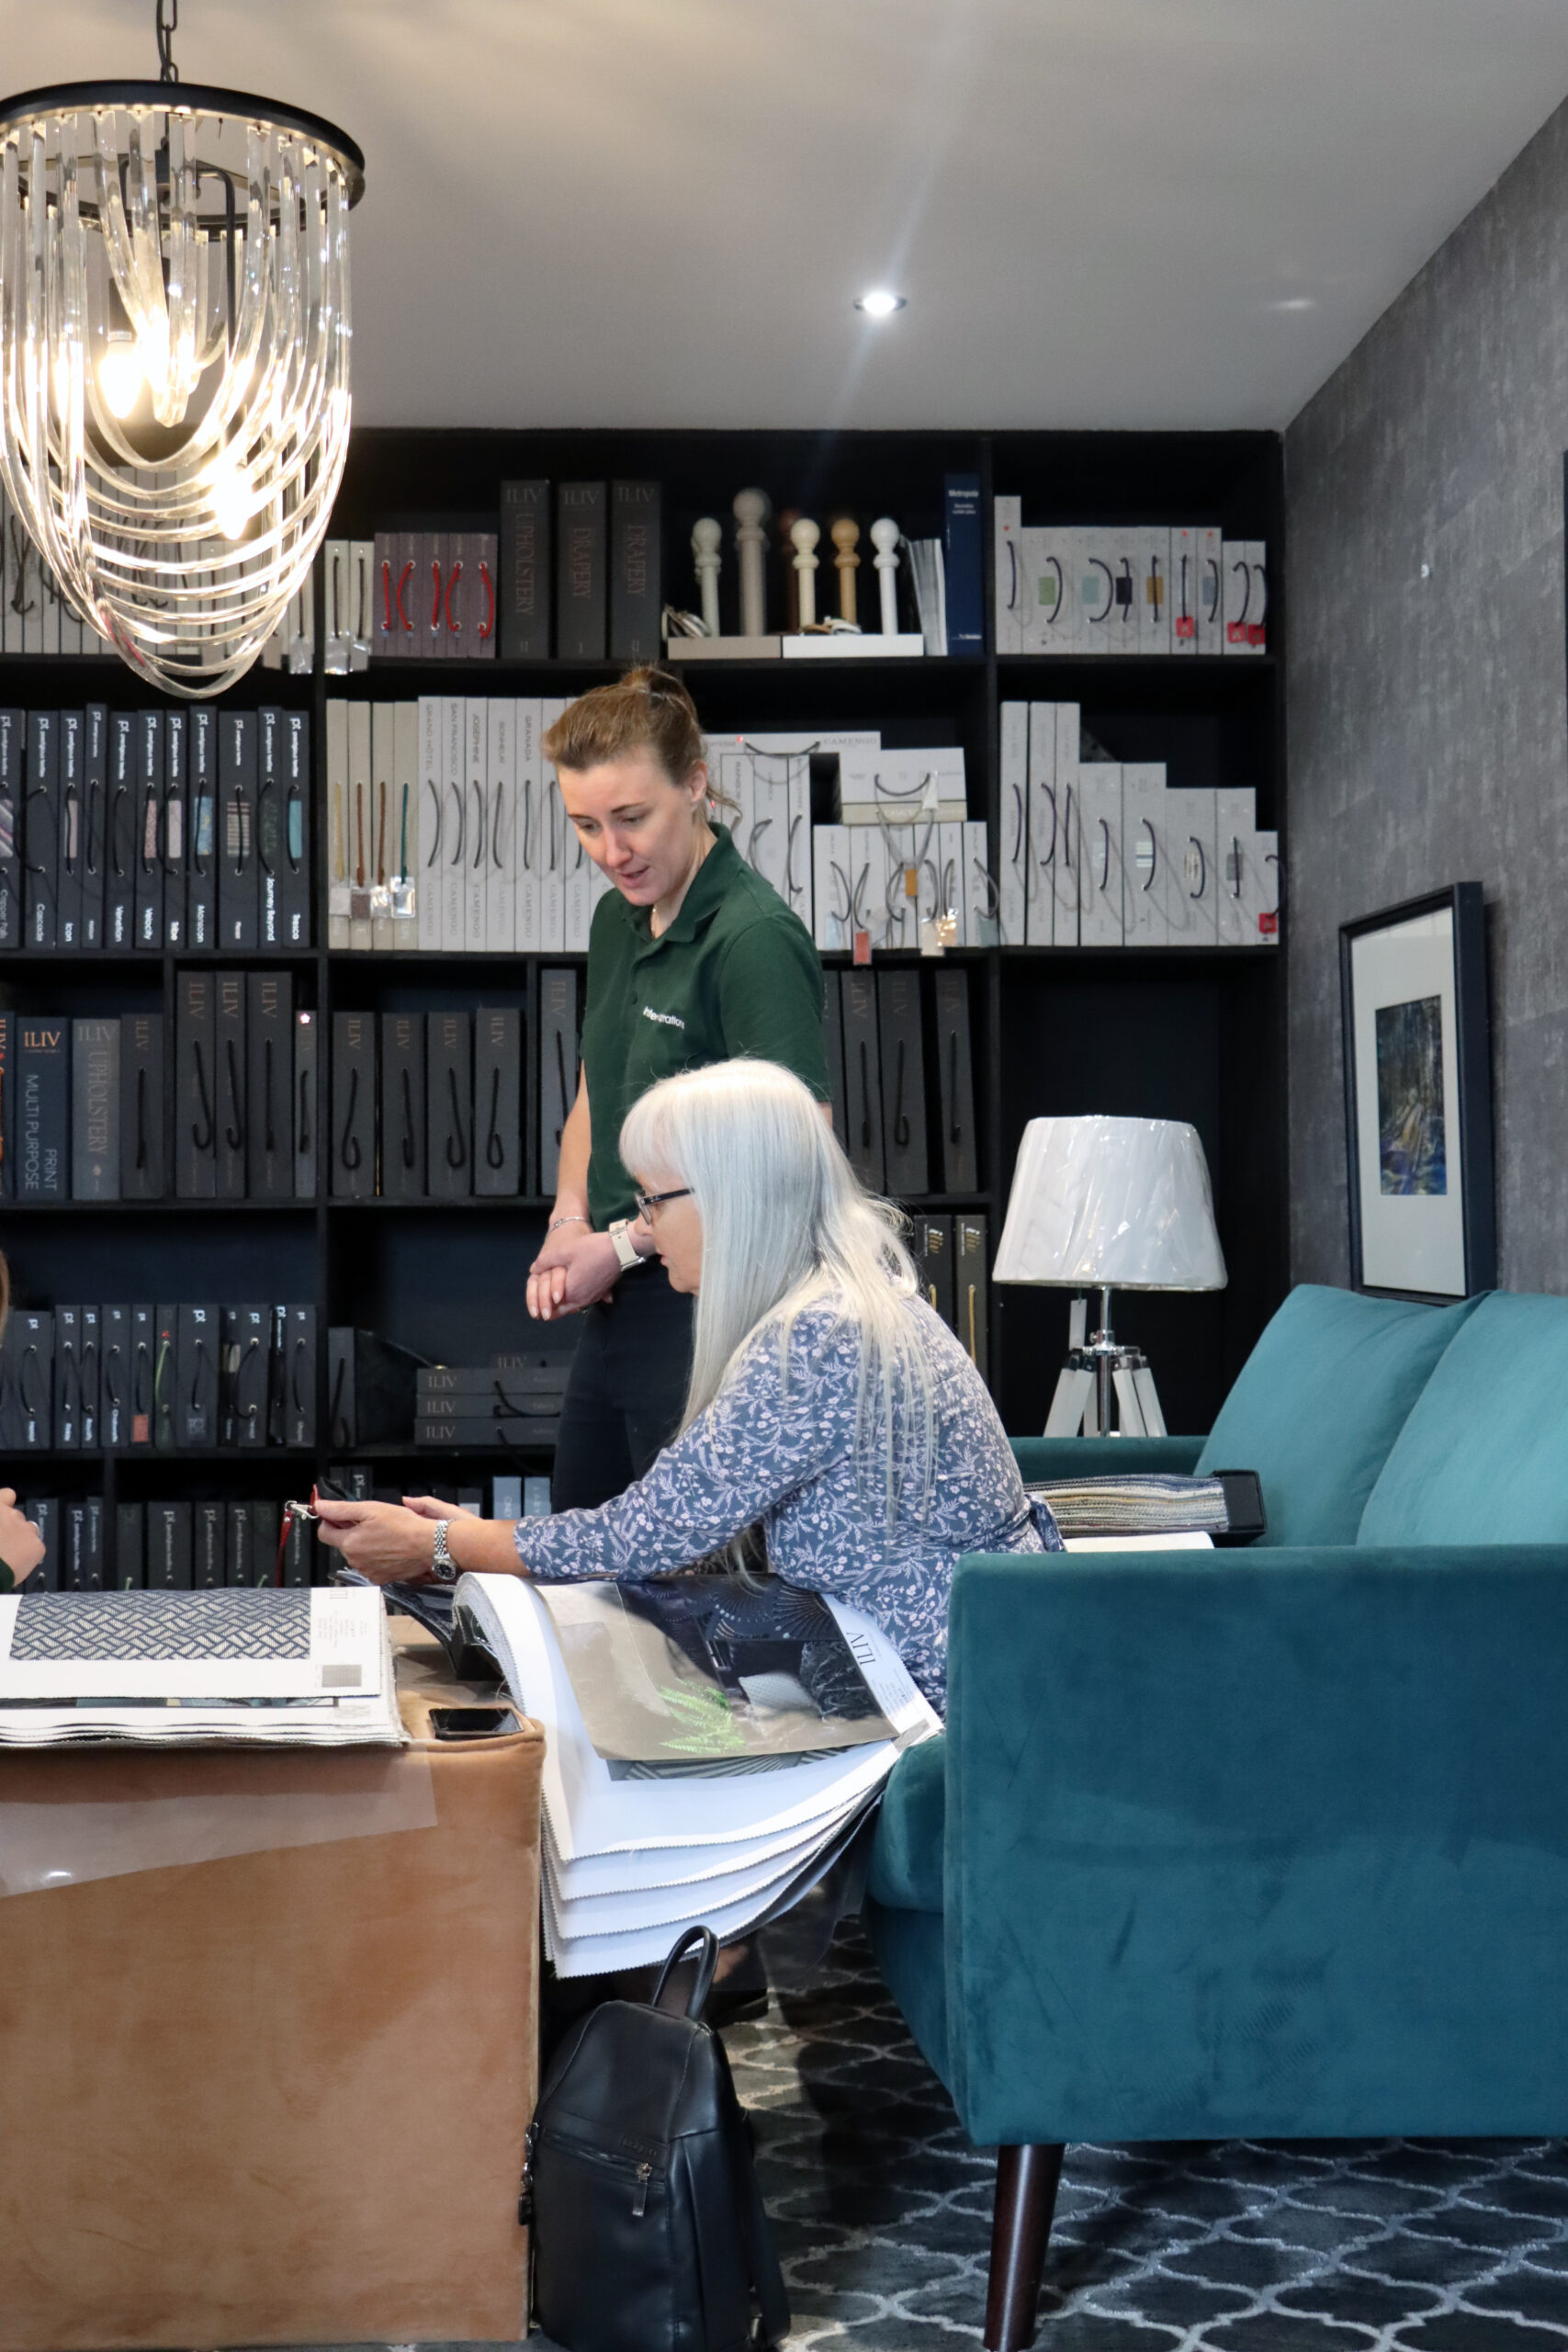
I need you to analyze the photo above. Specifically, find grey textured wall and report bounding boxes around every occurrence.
[1285,98,1568,1292]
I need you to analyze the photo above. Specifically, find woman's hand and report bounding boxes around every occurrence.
[313,1497,446,1584]
[526,1227,624,1321]
[0,1490,45,1591]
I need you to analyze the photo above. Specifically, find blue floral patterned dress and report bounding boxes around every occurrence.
[518,1294,1061,1712]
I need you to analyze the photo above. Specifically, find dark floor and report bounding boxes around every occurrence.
[713,1920,1568,2350]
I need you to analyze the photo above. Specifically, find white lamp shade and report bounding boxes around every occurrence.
[993,1115,1227,1292]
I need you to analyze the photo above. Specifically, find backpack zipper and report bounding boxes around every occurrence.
[537,2123,662,2218]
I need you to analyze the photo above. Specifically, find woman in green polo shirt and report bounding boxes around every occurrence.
[527,668,829,1510]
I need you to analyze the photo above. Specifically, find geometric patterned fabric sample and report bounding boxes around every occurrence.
[9,1590,311,1662]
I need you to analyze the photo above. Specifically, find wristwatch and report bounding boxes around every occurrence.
[607,1217,644,1272]
[430,1519,456,1585]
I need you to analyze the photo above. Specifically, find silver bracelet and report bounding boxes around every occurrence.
[547,1213,589,1231]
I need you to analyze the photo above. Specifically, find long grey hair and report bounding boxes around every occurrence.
[618,1058,937,1531]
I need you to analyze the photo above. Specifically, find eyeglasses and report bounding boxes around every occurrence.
[634,1185,692,1220]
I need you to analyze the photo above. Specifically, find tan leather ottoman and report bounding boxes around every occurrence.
[0,1626,543,2350]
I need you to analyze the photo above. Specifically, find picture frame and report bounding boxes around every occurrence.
[1339,882,1495,1300]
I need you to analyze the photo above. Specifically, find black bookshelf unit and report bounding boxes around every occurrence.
[1,424,1286,1549]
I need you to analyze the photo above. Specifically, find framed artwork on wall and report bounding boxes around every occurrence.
[1339,883,1495,1300]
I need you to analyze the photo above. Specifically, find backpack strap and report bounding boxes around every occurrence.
[724,2098,790,2350]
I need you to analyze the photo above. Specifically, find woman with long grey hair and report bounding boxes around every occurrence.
[317,1059,1059,1711]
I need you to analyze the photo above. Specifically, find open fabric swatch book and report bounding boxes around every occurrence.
[453,1570,942,1976]
[0,1587,403,1747]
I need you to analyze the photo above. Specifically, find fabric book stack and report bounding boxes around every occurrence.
[0,1586,403,1747]
[457,1570,940,1978]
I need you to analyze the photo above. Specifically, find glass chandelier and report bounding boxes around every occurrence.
[0,4,364,695]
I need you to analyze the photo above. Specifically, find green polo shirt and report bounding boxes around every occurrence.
[581,826,829,1228]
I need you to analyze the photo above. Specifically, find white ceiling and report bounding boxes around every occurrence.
[16,1,1568,432]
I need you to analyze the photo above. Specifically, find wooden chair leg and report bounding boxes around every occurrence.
[983,2142,1065,2351]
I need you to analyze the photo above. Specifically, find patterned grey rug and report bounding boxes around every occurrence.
[718,1920,1568,2349]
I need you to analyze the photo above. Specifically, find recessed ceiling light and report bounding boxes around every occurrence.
[1270,296,1316,312]
[855,289,907,319]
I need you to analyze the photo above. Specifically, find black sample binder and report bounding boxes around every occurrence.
[0,706,20,950]
[0,1012,9,1202]
[380,1011,426,1200]
[839,970,886,1193]
[147,1499,194,1590]
[71,1017,119,1200]
[501,479,551,660]
[114,1500,144,1589]
[474,1006,523,1196]
[932,967,978,1195]
[81,702,107,950]
[163,706,186,947]
[57,707,83,951]
[610,481,662,662]
[820,972,848,1143]
[11,1310,54,1446]
[152,1302,177,1451]
[221,1303,270,1445]
[911,1214,954,1331]
[955,1214,989,1383]
[17,1018,68,1200]
[877,968,929,1198]
[53,1305,81,1449]
[537,967,579,1198]
[426,1009,472,1202]
[256,704,283,948]
[280,1511,313,1587]
[24,708,59,949]
[215,970,247,1199]
[175,972,217,1199]
[194,1499,225,1589]
[556,481,606,661]
[252,1500,281,1589]
[106,711,137,949]
[246,968,293,1199]
[101,1305,130,1451]
[286,1302,317,1447]
[280,707,311,946]
[186,705,217,951]
[133,708,164,950]
[120,1011,164,1200]
[294,1008,319,1198]
[218,707,257,949]
[326,1328,426,1448]
[130,1303,155,1448]
[79,1304,101,1449]
[66,1496,105,1591]
[176,1302,220,1447]
[0,1310,23,1449]
[28,1498,61,1592]
[225,1500,257,1589]
[332,1012,377,1199]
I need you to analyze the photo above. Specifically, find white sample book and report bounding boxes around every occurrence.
[347,697,373,950]
[994,495,1024,652]
[880,820,919,952]
[514,699,543,952]
[963,819,995,944]
[369,702,399,951]
[936,820,965,943]
[1021,526,1075,652]
[1256,830,1280,944]
[837,745,966,823]
[998,700,1029,946]
[441,695,466,950]
[539,697,567,952]
[486,699,516,953]
[391,699,420,947]
[1050,701,1081,945]
[1102,528,1141,656]
[1213,787,1259,948]
[1025,701,1058,947]
[1157,786,1218,945]
[1121,763,1168,947]
[326,697,351,947]
[1077,766,1124,948]
[813,824,852,951]
[1077,529,1118,654]
[1169,526,1199,655]
[465,698,489,952]
[418,695,444,951]
[1136,526,1172,655]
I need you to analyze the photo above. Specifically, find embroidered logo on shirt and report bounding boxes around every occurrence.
[641,1005,685,1029]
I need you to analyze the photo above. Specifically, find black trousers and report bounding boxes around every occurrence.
[549,1261,695,1510]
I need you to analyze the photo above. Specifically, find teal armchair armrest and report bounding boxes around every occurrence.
[1010,1435,1204,1482]
[934,1543,1568,2149]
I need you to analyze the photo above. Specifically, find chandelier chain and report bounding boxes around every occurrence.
[156,0,179,85]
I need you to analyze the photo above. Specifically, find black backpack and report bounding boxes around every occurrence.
[524,1927,790,2352]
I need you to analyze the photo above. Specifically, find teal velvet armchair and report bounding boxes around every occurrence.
[865,1285,1568,2348]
